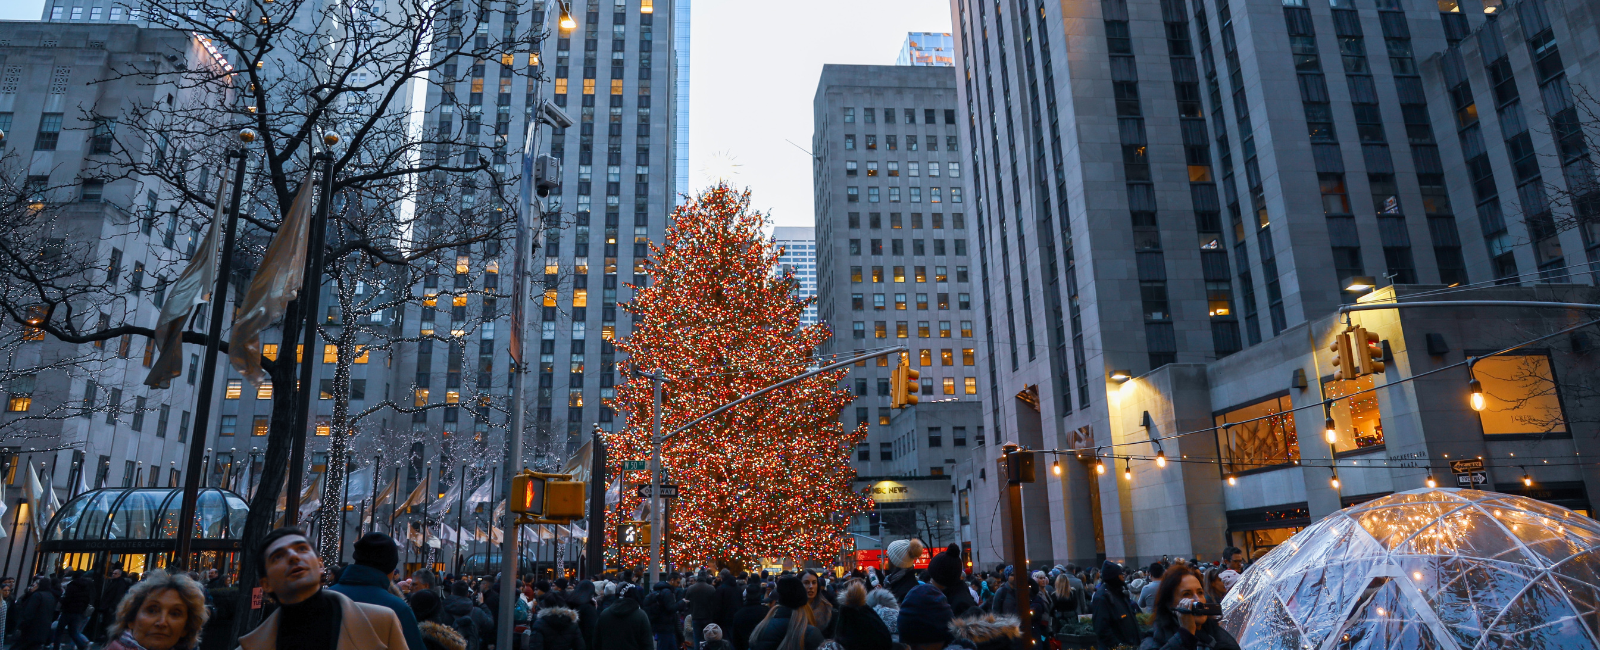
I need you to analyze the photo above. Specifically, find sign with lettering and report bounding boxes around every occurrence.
[622,460,648,471]
[1450,459,1487,487]
[251,587,263,609]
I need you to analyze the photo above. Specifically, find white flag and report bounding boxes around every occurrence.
[605,478,621,505]
[428,479,460,517]
[228,170,316,387]
[346,466,374,501]
[297,474,322,520]
[24,464,57,538]
[145,173,227,388]
[467,477,494,504]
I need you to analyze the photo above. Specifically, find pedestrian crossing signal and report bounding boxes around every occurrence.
[617,521,651,547]
[890,354,920,409]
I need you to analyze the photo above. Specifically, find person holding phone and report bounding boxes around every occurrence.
[1138,565,1239,650]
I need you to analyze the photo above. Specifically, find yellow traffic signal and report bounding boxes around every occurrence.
[1329,331,1354,381]
[509,470,587,523]
[890,354,920,409]
[509,470,542,515]
[1356,326,1386,375]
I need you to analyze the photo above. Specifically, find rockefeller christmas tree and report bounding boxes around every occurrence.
[608,184,871,570]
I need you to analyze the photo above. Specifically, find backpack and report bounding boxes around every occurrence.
[515,598,532,624]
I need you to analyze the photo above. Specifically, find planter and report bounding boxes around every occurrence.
[1056,633,1098,649]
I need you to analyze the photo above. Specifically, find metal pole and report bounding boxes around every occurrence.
[646,371,663,586]
[497,171,534,650]
[1003,447,1032,648]
[174,148,248,569]
[285,151,335,525]
[456,464,467,573]
[5,498,21,581]
[584,425,606,579]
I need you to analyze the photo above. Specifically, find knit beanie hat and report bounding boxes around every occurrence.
[776,576,807,609]
[410,589,442,622]
[926,544,963,587]
[897,584,954,644]
[352,532,400,575]
[886,538,925,569]
[703,624,724,641]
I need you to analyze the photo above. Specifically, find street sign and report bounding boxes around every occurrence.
[622,460,648,471]
[1450,459,1488,487]
[635,484,679,499]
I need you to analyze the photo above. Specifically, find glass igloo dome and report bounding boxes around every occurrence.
[1221,487,1600,649]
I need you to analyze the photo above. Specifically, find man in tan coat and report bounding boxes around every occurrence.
[239,527,409,650]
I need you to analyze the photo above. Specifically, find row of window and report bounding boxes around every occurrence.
[847,212,965,230]
[844,134,959,152]
[849,293,972,311]
[846,161,961,178]
[847,238,968,258]
[851,265,969,283]
[845,186,963,204]
[843,108,959,125]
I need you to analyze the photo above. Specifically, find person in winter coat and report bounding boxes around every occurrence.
[700,623,734,650]
[593,584,654,650]
[798,571,833,636]
[329,533,429,650]
[947,614,1022,650]
[728,582,769,650]
[527,596,588,650]
[1090,562,1140,650]
[713,571,742,634]
[443,582,481,650]
[94,564,134,643]
[1137,563,1165,613]
[12,576,56,650]
[924,545,978,618]
[880,539,924,603]
[1138,565,1239,650]
[864,589,898,643]
[643,580,683,650]
[567,580,600,650]
[830,581,890,650]
[895,584,953,650]
[685,575,718,647]
[412,591,469,650]
[54,570,94,650]
[101,571,210,650]
[748,577,821,650]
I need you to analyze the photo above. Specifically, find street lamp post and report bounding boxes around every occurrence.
[174,137,252,569]
[285,141,338,524]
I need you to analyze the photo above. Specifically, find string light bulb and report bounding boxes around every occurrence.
[1052,460,1061,476]
[1523,471,1533,487]
[1226,473,1237,486]
[1330,473,1341,490]
[558,3,576,29]
[1469,378,1485,411]
[1426,475,1437,488]
[1324,417,1338,445]
[1155,450,1167,468]
[1096,457,1106,475]
[1123,459,1132,481]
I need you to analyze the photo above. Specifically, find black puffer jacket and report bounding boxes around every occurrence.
[528,606,588,650]
[1137,618,1241,650]
[832,604,892,650]
[882,569,920,604]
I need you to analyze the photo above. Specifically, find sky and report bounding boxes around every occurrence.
[0,0,954,228]
[686,0,953,228]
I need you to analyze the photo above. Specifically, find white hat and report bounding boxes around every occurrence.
[885,538,925,569]
[1219,569,1241,591]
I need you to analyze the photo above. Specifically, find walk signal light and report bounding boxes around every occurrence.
[1355,326,1386,375]
[617,521,651,547]
[890,354,920,409]
[1330,331,1355,381]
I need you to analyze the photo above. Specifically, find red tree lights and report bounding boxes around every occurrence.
[606,184,872,570]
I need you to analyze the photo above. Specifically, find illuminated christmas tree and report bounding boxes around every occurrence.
[608,184,871,570]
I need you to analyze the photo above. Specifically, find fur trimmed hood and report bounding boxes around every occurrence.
[949,614,1023,645]
[538,605,581,624]
[420,620,467,650]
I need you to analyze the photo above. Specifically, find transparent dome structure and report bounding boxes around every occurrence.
[1220,488,1600,649]
[42,487,249,545]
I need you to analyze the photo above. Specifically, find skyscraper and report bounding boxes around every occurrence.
[949,0,1600,567]
[772,227,819,326]
[812,64,986,478]
[896,32,956,67]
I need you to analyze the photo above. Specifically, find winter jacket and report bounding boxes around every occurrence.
[831,604,891,650]
[568,583,599,650]
[470,603,496,650]
[592,598,653,650]
[748,606,822,650]
[729,603,770,650]
[714,581,743,630]
[99,576,133,614]
[422,620,469,650]
[1137,619,1241,650]
[882,569,919,604]
[940,581,981,619]
[60,577,94,614]
[1090,584,1140,650]
[948,614,1023,650]
[12,588,56,647]
[685,581,718,624]
[443,593,479,649]
[329,564,429,650]
[643,582,682,637]
[527,606,587,650]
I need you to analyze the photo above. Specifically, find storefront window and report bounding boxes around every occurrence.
[1215,394,1300,473]
[1474,354,1569,435]
[1323,375,1384,452]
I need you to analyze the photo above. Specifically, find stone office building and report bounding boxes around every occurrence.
[948,0,1600,571]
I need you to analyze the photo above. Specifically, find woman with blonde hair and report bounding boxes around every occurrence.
[103,570,210,650]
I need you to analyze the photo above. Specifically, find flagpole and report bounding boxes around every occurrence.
[285,147,337,526]
[175,141,251,569]
[455,464,466,574]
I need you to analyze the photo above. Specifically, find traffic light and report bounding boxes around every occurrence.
[1329,331,1354,381]
[509,470,587,524]
[617,521,651,547]
[1355,326,1386,375]
[890,353,920,409]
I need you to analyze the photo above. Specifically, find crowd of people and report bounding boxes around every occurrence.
[0,534,1251,650]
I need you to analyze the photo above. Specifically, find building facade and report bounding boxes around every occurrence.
[897,32,956,67]
[949,0,1600,570]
